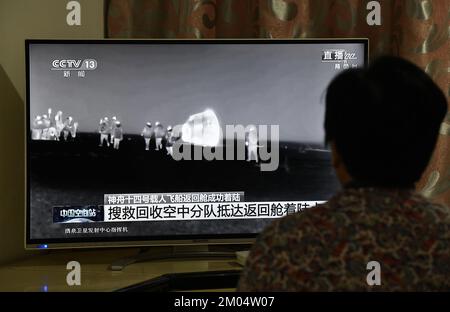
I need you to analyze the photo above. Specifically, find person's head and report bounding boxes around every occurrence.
[325,56,447,188]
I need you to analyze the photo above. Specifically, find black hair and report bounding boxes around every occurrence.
[325,56,447,187]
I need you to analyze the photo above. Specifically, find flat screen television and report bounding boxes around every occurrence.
[26,39,368,249]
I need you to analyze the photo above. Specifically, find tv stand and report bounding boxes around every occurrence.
[109,245,242,271]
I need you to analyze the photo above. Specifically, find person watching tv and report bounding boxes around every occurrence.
[238,56,449,291]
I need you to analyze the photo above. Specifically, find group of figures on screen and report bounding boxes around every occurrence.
[98,117,180,154]
[31,108,260,162]
[98,116,123,150]
[31,108,78,141]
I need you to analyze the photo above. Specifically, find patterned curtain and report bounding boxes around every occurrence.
[106,0,450,206]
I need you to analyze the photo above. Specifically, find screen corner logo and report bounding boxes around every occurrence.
[322,49,359,71]
[322,50,357,62]
[51,59,97,78]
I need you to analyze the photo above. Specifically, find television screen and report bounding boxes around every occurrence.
[26,39,368,248]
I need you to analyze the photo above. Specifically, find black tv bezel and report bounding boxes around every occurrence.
[25,38,369,249]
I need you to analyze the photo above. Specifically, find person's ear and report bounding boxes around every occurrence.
[330,141,341,169]
[330,141,352,185]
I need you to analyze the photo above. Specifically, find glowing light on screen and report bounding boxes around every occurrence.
[181,109,221,147]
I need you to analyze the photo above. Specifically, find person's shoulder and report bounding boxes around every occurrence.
[269,190,370,240]
[259,200,336,245]
[238,203,335,288]
[408,192,450,222]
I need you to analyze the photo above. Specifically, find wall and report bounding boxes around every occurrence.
[0,0,104,265]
